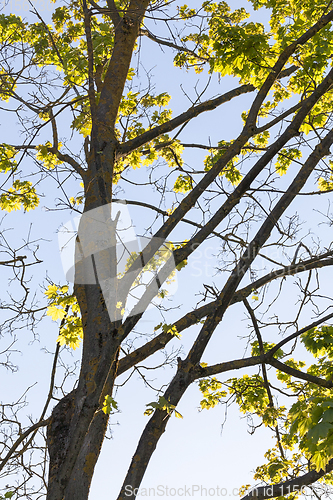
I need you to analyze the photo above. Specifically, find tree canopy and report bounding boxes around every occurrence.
[1,0,333,499]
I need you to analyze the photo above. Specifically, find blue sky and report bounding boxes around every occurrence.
[1,1,333,499]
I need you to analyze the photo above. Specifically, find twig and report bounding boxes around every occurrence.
[243,298,285,459]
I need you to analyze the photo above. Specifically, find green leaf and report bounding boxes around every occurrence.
[161,323,181,338]
[144,396,182,418]
[102,395,118,415]
[0,180,39,212]
[173,174,193,193]
[307,421,332,443]
[275,148,302,176]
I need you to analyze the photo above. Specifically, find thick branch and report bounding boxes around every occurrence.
[117,361,195,500]
[268,357,333,388]
[120,66,297,156]
[49,108,58,150]
[96,0,150,130]
[185,126,333,367]
[106,0,122,25]
[0,256,26,266]
[194,355,263,379]
[118,255,333,376]
[240,459,333,499]
[119,65,333,304]
[172,72,333,270]
[83,0,97,117]
[120,84,255,155]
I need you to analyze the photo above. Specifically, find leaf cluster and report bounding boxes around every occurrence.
[45,284,83,350]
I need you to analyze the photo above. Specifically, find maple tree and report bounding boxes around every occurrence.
[1,0,333,499]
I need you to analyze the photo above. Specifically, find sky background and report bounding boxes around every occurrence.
[0,0,332,498]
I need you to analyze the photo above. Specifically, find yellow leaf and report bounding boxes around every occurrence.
[47,305,66,321]
[44,284,59,299]
[318,177,333,191]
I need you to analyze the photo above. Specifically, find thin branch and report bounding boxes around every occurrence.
[140,27,208,61]
[47,147,86,177]
[244,8,333,130]
[89,0,121,26]
[0,419,50,473]
[89,0,107,13]
[267,311,333,358]
[180,143,265,151]
[0,256,26,266]
[243,298,285,459]
[112,197,241,241]
[40,345,61,421]
[27,0,81,98]
[255,102,303,134]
